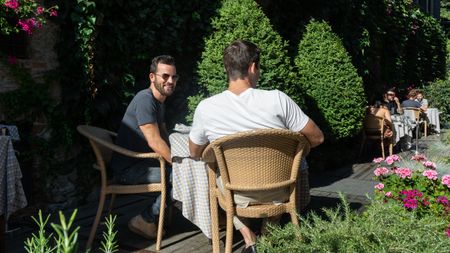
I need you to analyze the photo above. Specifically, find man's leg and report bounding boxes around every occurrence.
[118,160,172,238]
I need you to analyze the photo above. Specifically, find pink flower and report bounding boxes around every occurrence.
[422,161,436,169]
[7,55,17,65]
[437,196,449,206]
[373,157,384,164]
[422,170,438,180]
[411,154,427,161]
[50,9,58,17]
[37,6,44,15]
[446,229,450,237]
[17,18,40,35]
[4,0,19,10]
[375,183,384,190]
[385,156,394,165]
[385,191,393,197]
[395,167,412,179]
[374,167,390,177]
[442,175,450,188]
[403,198,418,209]
[387,155,400,162]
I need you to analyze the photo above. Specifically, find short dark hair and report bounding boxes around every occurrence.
[223,40,260,80]
[150,55,176,73]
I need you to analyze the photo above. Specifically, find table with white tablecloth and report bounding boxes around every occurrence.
[170,132,212,238]
[426,108,440,133]
[391,114,414,145]
[0,136,27,220]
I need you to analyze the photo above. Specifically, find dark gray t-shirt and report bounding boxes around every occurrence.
[401,99,421,108]
[111,89,166,174]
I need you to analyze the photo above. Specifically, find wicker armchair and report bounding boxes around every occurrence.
[359,114,393,159]
[202,129,310,253]
[77,125,167,251]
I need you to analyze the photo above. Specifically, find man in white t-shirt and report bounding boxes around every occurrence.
[189,40,324,253]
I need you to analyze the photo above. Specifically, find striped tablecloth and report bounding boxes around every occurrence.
[391,114,414,145]
[169,131,311,239]
[170,132,212,238]
[0,136,27,219]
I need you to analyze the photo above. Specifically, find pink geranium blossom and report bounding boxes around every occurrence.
[422,170,438,180]
[442,175,450,188]
[50,9,58,17]
[385,191,393,197]
[374,167,390,177]
[373,157,384,164]
[422,161,436,169]
[374,183,384,190]
[17,18,40,35]
[394,167,412,179]
[437,196,449,206]
[385,156,395,165]
[411,154,427,161]
[37,6,44,15]
[386,155,400,162]
[4,0,19,10]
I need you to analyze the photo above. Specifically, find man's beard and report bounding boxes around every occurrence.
[154,79,174,96]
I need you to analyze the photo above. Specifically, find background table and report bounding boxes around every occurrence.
[0,136,27,219]
[170,132,212,239]
[426,108,440,133]
[391,114,414,145]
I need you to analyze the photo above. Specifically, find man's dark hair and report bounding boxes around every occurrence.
[150,55,176,73]
[223,40,260,80]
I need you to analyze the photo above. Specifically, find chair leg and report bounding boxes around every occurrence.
[225,210,234,253]
[210,191,220,253]
[380,139,385,159]
[156,190,166,251]
[389,142,393,156]
[424,122,427,137]
[290,210,299,226]
[86,192,106,250]
[107,194,116,217]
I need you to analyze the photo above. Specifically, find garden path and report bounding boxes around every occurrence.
[5,133,442,253]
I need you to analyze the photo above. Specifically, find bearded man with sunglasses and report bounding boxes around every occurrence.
[111,55,178,240]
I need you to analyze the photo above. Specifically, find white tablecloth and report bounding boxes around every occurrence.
[426,108,440,133]
[0,136,27,219]
[170,132,212,238]
[391,114,414,144]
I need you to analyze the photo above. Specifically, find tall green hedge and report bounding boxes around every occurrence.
[187,0,304,122]
[295,20,365,141]
[423,79,450,125]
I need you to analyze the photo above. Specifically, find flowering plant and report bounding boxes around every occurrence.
[373,154,450,236]
[1,0,57,35]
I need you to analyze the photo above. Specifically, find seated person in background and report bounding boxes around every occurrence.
[384,88,403,115]
[189,40,324,253]
[367,100,394,138]
[415,90,428,112]
[401,89,422,109]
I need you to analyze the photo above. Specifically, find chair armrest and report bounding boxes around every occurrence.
[91,136,162,160]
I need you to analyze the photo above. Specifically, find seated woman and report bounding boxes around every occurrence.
[367,100,394,138]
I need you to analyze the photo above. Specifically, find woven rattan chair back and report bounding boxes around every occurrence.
[360,113,392,159]
[204,129,310,253]
[77,125,167,251]
[210,129,306,191]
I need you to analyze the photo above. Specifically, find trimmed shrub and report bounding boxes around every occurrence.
[423,79,450,125]
[295,20,366,141]
[257,196,450,252]
[187,0,304,122]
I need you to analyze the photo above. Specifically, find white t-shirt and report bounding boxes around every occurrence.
[190,88,309,145]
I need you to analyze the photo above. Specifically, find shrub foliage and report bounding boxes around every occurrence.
[295,20,366,140]
[257,196,450,252]
[187,0,304,122]
[423,79,450,125]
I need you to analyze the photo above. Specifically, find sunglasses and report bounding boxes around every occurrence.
[155,73,179,82]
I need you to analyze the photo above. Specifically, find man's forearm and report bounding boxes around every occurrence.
[189,139,206,158]
[148,138,172,164]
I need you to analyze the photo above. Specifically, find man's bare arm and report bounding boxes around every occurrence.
[139,123,172,164]
[189,138,208,159]
[299,119,324,148]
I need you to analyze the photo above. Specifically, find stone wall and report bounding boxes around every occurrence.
[0,21,60,111]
